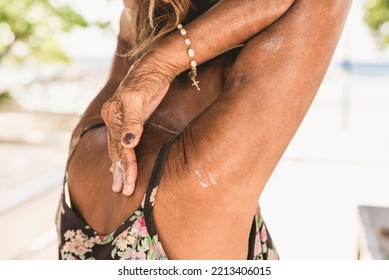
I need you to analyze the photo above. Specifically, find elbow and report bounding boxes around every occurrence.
[256,0,296,27]
[265,0,352,24]
[273,0,296,17]
[325,0,353,21]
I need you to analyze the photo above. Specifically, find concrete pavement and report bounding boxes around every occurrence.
[0,112,79,259]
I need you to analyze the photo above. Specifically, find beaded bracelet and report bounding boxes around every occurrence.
[177,24,200,91]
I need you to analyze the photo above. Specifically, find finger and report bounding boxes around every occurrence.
[120,93,144,149]
[102,99,127,193]
[102,99,125,136]
[101,99,123,192]
[108,131,124,193]
[121,147,138,196]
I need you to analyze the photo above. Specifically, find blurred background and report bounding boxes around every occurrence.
[0,0,388,260]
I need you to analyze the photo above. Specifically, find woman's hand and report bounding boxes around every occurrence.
[101,53,176,196]
[101,0,298,196]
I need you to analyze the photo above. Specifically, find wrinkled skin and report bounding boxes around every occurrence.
[67,0,352,259]
[101,57,173,195]
[101,0,298,196]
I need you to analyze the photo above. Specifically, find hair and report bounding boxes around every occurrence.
[126,0,194,61]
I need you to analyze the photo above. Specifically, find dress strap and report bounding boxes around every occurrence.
[143,137,177,237]
[63,121,106,204]
[66,121,106,170]
[247,216,256,260]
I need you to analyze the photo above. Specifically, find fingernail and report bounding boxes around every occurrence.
[123,133,135,145]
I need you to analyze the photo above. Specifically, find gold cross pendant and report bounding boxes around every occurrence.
[191,77,200,91]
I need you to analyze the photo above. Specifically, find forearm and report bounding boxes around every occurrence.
[151,0,295,76]
[182,0,352,186]
[72,8,137,135]
[83,7,138,112]
[76,46,132,125]
[109,0,295,120]
[99,0,294,195]
[107,7,137,86]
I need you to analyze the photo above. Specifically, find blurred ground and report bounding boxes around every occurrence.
[0,112,79,259]
[1,62,388,260]
[261,67,389,259]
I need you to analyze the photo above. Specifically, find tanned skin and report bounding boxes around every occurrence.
[67,0,352,259]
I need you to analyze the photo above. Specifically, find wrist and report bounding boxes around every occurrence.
[145,24,202,92]
[142,51,179,83]
[147,29,193,78]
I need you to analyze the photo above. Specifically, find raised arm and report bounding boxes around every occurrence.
[101,0,296,195]
[154,0,296,75]
[68,2,139,161]
[153,0,352,259]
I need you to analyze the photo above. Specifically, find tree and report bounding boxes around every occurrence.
[0,0,109,63]
[364,0,389,48]
[0,0,110,105]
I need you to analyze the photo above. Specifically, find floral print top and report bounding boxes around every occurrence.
[57,139,279,260]
[57,194,167,260]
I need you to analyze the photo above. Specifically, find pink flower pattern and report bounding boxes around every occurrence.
[59,187,277,260]
[253,207,279,260]
[131,215,148,237]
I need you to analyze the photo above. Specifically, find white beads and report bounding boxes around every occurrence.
[190,60,197,68]
[188,48,195,58]
[177,23,200,91]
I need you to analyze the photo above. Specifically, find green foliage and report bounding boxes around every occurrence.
[0,0,109,63]
[0,91,11,101]
[0,90,12,108]
[364,0,389,48]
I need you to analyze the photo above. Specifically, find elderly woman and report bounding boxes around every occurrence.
[57,0,351,260]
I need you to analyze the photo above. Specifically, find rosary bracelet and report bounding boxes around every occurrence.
[177,24,200,91]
